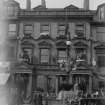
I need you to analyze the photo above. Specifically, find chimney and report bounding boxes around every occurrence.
[84,0,89,10]
[41,0,46,8]
[26,0,31,10]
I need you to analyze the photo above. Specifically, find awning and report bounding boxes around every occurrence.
[9,61,32,74]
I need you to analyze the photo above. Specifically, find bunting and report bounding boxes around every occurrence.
[65,23,77,71]
[65,23,71,41]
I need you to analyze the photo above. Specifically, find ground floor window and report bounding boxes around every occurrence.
[36,75,56,96]
[36,75,47,92]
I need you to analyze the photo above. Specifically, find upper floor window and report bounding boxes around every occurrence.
[75,23,85,38]
[57,49,67,62]
[21,48,33,63]
[40,49,49,64]
[24,24,33,35]
[75,48,87,61]
[7,6,15,16]
[58,24,66,36]
[97,56,105,67]
[40,23,50,35]
[57,49,67,70]
[100,7,105,20]
[6,46,16,61]
[8,24,17,36]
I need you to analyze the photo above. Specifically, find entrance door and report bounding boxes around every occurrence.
[72,74,89,93]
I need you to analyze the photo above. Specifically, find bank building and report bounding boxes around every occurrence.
[1,0,105,103]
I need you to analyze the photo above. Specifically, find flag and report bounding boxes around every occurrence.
[65,23,71,41]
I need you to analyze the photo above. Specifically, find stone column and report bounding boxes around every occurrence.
[32,74,37,92]
[55,76,59,95]
[45,75,48,93]
[69,74,72,84]
[89,75,92,93]
[26,74,32,99]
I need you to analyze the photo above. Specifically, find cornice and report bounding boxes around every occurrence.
[18,9,94,19]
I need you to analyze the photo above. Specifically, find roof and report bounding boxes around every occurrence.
[33,5,47,10]
[64,4,79,10]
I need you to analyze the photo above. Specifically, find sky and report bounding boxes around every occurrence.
[15,0,105,10]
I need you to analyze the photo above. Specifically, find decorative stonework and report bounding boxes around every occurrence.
[74,41,88,48]
[38,41,52,48]
[21,41,34,48]
[56,41,66,48]
[56,35,67,40]
[95,44,105,49]
[37,35,53,40]
[64,4,79,11]
[95,44,105,54]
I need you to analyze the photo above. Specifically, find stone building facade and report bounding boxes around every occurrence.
[2,0,105,99]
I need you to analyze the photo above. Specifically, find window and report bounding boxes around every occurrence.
[57,49,67,70]
[57,50,67,62]
[97,56,105,67]
[24,24,33,35]
[75,48,87,60]
[58,24,65,36]
[22,48,33,63]
[7,6,15,16]
[40,23,49,34]
[40,49,49,63]
[100,7,105,20]
[75,23,85,37]
[59,76,69,86]
[47,76,56,95]
[8,24,17,36]
[6,46,16,61]
[36,75,47,92]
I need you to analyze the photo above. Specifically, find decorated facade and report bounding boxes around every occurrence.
[1,0,105,103]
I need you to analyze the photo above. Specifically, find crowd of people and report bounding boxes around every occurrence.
[56,83,105,105]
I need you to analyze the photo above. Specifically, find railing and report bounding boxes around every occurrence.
[31,91,105,105]
[42,98,105,105]
[80,98,105,105]
[18,10,94,17]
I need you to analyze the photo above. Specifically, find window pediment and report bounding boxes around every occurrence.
[21,35,35,43]
[38,35,53,40]
[74,42,88,48]
[21,41,34,48]
[95,44,105,49]
[10,61,32,73]
[38,41,52,48]
[64,5,79,11]
[6,0,20,8]
[56,41,66,48]
[95,44,105,54]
